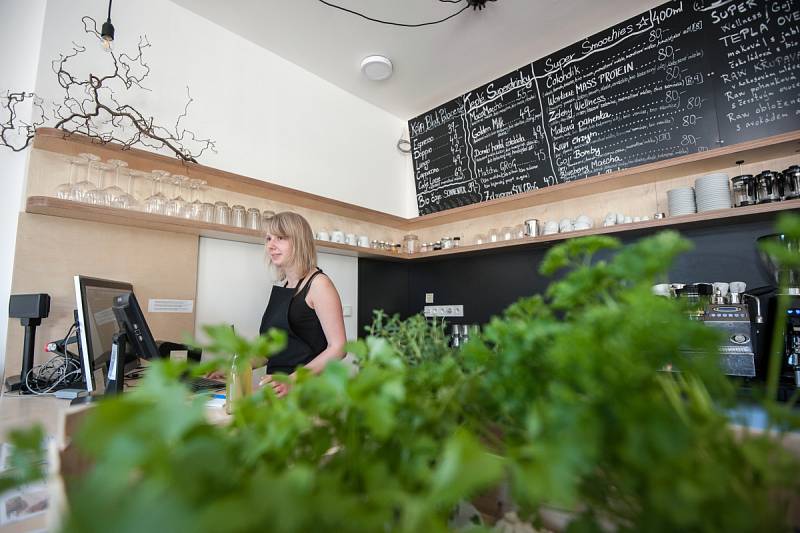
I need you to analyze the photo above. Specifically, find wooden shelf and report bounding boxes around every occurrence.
[404,130,800,230]
[408,199,800,260]
[32,128,800,231]
[32,129,409,229]
[25,197,404,261]
[26,196,800,262]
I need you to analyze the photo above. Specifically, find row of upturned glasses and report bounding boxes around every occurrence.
[55,152,210,219]
[54,152,273,229]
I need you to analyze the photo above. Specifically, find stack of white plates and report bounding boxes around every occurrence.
[667,187,696,216]
[694,173,731,212]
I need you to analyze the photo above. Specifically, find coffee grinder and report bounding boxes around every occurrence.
[757,234,800,391]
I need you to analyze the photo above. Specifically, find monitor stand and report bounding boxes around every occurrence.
[105,331,128,395]
[70,330,128,405]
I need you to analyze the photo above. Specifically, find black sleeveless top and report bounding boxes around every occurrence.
[286,269,328,358]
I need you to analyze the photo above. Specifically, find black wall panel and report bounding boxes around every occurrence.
[357,217,786,335]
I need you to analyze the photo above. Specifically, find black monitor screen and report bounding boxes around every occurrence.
[74,276,134,393]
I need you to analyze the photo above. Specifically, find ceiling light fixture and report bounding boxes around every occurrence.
[100,0,115,52]
[361,55,393,81]
[467,0,497,10]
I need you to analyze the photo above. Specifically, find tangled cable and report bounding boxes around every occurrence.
[24,354,83,395]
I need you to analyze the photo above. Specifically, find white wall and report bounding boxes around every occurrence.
[0,0,418,367]
[194,237,359,345]
[32,0,412,217]
[0,0,47,380]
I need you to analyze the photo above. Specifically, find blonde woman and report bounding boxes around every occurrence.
[257,211,346,396]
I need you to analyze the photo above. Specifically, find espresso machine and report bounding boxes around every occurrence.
[673,283,757,378]
[756,233,800,392]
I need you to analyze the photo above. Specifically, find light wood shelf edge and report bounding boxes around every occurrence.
[32,128,409,229]
[33,128,800,232]
[25,196,800,263]
[24,197,404,261]
[408,200,800,260]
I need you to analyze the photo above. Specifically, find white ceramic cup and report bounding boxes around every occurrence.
[317,230,330,241]
[331,230,345,243]
[729,281,746,294]
[345,233,357,246]
[713,282,730,297]
[357,235,370,247]
[652,283,671,297]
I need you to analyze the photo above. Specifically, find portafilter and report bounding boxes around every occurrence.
[757,234,800,294]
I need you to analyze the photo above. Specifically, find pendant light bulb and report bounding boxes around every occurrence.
[100,0,115,52]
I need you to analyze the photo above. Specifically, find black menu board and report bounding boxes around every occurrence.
[409,0,800,215]
[701,0,800,142]
[534,2,719,181]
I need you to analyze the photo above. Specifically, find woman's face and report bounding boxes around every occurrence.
[266,233,293,267]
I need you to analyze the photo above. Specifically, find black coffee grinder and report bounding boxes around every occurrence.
[757,234,800,393]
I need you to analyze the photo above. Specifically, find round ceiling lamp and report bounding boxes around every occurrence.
[360,55,393,81]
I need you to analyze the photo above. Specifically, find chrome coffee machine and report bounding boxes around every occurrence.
[672,283,756,377]
[756,234,800,390]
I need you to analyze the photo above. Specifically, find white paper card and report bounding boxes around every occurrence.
[148,299,194,313]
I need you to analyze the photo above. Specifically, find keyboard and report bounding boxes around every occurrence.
[187,376,225,392]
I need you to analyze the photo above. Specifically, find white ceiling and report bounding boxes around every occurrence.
[172,0,665,120]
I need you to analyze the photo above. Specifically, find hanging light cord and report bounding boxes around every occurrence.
[107,0,113,21]
[317,0,472,28]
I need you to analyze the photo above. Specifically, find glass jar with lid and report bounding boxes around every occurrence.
[403,234,419,254]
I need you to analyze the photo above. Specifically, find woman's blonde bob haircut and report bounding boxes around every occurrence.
[264,211,317,282]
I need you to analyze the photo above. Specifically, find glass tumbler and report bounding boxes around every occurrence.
[200,202,215,223]
[246,208,261,231]
[231,205,246,228]
[214,201,231,225]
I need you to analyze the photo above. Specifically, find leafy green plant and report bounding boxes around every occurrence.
[4,221,800,532]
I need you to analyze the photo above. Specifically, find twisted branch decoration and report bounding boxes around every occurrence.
[0,16,215,163]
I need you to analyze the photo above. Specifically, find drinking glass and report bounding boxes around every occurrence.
[84,163,113,206]
[214,201,231,225]
[186,179,206,220]
[231,205,246,228]
[72,153,100,202]
[104,159,128,206]
[144,170,169,215]
[166,175,189,217]
[246,208,261,231]
[200,202,215,223]
[55,157,82,200]
[114,169,143,210]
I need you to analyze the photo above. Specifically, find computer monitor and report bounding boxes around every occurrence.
[112,292,159,360]
[74,276,134,393]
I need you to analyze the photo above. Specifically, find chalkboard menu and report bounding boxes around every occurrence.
[409,0,800,215]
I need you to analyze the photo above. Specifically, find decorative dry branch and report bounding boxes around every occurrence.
[0,16,216,163]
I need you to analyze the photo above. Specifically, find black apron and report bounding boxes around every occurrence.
[259,272,319,374]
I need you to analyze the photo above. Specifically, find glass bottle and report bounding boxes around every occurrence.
[225,354,253,414]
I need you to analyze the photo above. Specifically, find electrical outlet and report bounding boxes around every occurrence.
[423,305,464,317]
[342,305,352,317]
[425,293,434,304]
